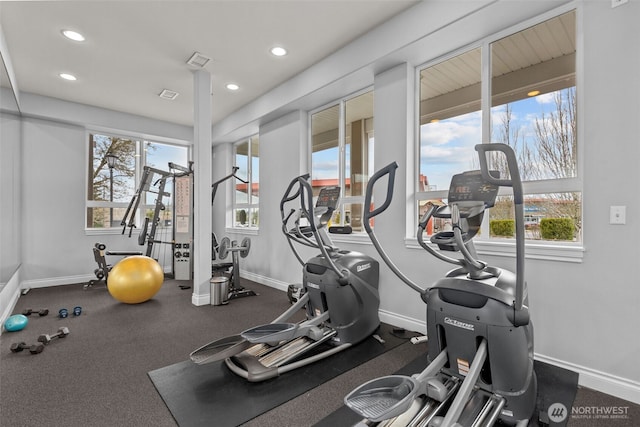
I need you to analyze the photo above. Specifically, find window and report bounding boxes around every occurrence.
[233,135,259,228]
[310,90,374,232]
[86,132,189,231]
[417,10,579,244]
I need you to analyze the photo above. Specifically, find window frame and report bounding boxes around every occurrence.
[308,87,374,234]
[230,135,260,230]
[413,4,584,262]
[85,128,190,235]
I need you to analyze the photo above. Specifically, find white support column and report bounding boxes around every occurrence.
[191,70,213,306]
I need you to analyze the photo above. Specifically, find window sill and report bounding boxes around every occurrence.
[326,232,373,246]
[404,237,584,263]
[225,227,259,236]
[85,228,134,236]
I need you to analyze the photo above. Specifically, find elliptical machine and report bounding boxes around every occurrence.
[344,144,536,426]
[190,174,380,382]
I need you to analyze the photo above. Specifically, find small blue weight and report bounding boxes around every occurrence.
[4,314,28,332]
[58,308,68,319]
[73,306,82,316]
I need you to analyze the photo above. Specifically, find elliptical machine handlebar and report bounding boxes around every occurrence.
[450,204,487,272]
[280,173,310,219]
[475,143,526,315]
[363,161,427,297]
[280,174,347,281]
[363,161,398,232]
[417,203,465,267]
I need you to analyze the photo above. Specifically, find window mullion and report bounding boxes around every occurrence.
[481,42,491,144]
[480,42,492,238]
[339,100,347,225]
[339,100,346,194]
[247,138,252,203]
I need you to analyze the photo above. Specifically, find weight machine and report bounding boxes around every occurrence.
[87,162,194,287]
[121,162,194,279]
[88,162,256,293]
[211,166,257,301]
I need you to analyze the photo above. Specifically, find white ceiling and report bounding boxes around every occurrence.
[0,0,418,127]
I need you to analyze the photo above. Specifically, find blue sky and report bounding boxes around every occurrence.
[420,91,559,190]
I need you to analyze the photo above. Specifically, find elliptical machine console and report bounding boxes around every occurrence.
[344,144,536,427]
[190,174,380,382]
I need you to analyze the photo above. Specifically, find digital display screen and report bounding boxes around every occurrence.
[316,186,340,208]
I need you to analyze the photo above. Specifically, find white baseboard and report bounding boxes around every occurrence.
[535,354,640,405]
[190,271,291,306]
[21,274,94,290]
[239,271,291,292]
[379,309,427,335]
[0,268,22,335]
[191,292,211,306]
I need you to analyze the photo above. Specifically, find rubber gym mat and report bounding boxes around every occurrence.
[148,323,411,427]
[315,358,579,427]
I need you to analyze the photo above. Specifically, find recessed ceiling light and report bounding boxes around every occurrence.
[226,83,239,91]
[59,73,77,81]
[270,46,287,57]
[527,90,540,97]
[62,30,85,42]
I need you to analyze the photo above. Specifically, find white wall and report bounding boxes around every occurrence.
[0,112,21,286]
[14,98,192,289]
[221,111,312,290]
[0,111,23,321]
[559,0,640,398]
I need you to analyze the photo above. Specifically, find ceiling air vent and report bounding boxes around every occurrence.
[186,52,211,68]
[159,89,179,100]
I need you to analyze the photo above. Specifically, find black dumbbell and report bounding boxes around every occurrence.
[37,327,70,345]
[10,341,45,354]
[22,308,49,317]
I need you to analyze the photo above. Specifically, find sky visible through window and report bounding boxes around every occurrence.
[421,91,564,191]
[312,144,351,180]
[145,142,188,171]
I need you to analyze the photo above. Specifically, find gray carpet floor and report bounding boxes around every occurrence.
[1,278,638,426]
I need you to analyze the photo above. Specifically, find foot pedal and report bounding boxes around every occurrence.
[344,375,420,422]
[190,335,251,365]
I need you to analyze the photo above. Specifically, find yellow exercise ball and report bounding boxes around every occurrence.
[107,256,164,304]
